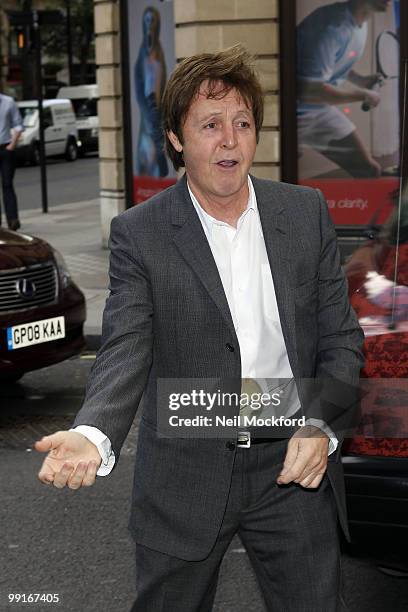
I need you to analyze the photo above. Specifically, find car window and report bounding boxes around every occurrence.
[19,107,38,128]
[342,184,408,458]
[377,187,408,311]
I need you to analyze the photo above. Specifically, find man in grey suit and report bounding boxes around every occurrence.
[35,45,364,611]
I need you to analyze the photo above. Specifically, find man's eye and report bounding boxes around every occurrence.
[237,121,250,128]
[204,122,216,129]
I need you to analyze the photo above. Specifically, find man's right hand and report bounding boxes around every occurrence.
[35,431,102,489]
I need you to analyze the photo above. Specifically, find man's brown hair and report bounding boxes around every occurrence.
[161,44,264,170]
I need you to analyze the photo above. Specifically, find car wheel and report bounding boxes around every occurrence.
[30,143,40,166]
[65,139,78,162]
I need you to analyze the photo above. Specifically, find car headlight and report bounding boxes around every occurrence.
[52,248,72,289]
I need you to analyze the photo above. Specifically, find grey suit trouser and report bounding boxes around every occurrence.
[130,439,344,612]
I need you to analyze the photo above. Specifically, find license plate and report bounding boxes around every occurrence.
[7,316,65,350]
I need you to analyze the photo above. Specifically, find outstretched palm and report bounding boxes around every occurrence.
[35,431,102,489]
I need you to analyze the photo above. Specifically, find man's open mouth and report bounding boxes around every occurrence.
[217,160,238,167]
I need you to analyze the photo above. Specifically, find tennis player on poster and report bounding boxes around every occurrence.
[297,0,393,178]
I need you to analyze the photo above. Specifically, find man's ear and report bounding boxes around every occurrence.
[167,130,183,153]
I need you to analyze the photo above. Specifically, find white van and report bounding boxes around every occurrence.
[16,99,78,165]
[57,84,99,155]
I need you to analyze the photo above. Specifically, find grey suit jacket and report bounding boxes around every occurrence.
[73,175,364,560]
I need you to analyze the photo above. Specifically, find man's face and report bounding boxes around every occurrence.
[168,82,257,204]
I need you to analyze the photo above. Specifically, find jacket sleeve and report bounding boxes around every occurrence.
[316,189,365,378]
[11,99,24,132]
[72,214,153,464]
[300,189,365,448]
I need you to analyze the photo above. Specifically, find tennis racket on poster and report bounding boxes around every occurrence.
[362,30,400,111]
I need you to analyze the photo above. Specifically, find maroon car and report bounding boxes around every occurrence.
[0,228,86,382]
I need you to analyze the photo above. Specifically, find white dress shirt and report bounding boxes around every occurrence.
[73,177,337,474]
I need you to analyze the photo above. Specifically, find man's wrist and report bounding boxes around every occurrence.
[70,426,116,476]
[303,419,338,455]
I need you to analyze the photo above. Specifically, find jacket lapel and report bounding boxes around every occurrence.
[251,176,299,375]
[171,176,238,338]
[170,175,298,375]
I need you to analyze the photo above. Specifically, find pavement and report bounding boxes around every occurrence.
[19,198,108,349]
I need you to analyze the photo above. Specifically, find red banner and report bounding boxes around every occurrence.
[300,177,400,226]
[133,176,177,205]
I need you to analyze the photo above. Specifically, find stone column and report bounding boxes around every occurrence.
[94,0,125,247]
[174,0,280,181]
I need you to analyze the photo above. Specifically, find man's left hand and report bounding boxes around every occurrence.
[277,426,329,489]
[5,143,15,151]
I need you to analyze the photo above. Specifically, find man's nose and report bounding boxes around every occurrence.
[220,124,237,148]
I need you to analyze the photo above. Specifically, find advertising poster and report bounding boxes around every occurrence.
[126,0,177,204]
[296,0,401,226]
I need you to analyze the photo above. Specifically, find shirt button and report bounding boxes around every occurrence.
[226,441,236,450]
[225,343,235,352]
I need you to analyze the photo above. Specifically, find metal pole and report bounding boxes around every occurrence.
[33,9,48,214]
[66,0,73,85]
[0,11,3,92]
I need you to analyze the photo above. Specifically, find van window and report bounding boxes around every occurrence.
[43,108,53,128]
[19,107,38,128]
[72,98,97,117]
